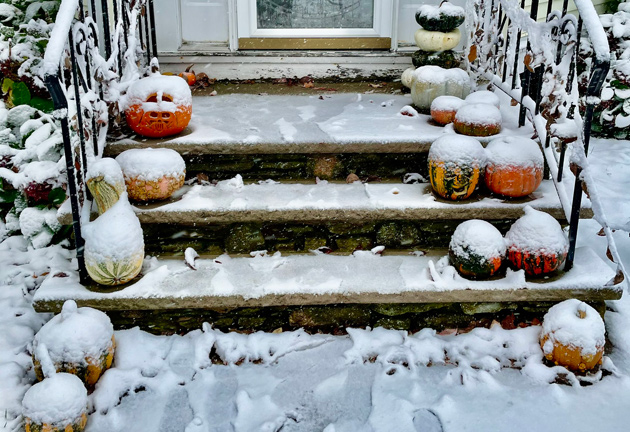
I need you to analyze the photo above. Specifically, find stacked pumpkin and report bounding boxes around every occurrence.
[401,1,471,112]
[448,206,569,280]
[23,300,115,432]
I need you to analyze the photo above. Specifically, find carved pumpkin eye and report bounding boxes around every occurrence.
[149,112,158,118]
[162,112,171,119]
[147,94,158,103]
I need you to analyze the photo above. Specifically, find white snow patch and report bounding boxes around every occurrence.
[450,220,506,261]
[485,137,543,168]
[22,373,87,425]
[116,148,185,181]
[455,103,502,126]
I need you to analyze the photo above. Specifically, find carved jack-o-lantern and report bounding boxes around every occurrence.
[124,74,192,138]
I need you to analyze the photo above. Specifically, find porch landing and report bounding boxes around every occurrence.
[106,92,533,156]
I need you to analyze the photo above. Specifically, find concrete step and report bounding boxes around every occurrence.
[32,247,620,333]
[106,93,531,157]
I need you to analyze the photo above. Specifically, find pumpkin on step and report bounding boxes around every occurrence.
[539,299,605,372]
[449,220,506,279]
[83,192,145,286]
[22,373,88,432]
[412,49,461,69]
[411,66,471,112]
[428,135,485,200]
[86,158,126,215]
[124,73,192,138]
[484,137,544,198]
[454,103,502,136]
[116,148,186,201]
[32,301,115,387]
[505,206,569,276]
[415,2,466,32]
[430,95,465,125]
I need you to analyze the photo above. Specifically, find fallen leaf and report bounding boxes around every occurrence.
[303,82,314,88]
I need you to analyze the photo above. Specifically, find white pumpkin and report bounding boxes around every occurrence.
[410,66,471,112]
[401,67,417,88]
[414,28,461,52]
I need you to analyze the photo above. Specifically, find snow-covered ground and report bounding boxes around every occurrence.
[1,138,630,432]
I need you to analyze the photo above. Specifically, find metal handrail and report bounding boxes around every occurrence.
[43,0,157,283]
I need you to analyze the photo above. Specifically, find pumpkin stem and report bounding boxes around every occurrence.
[577,303,588,319]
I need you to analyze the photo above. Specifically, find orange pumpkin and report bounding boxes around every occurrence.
[505,206,569,276]
[124,74,192,138]
[430,95,464,126]
[454,103,502,137]
[540,300,605,372]
[484,137,544,198]
[449,220,506,279]
[179,72,196,86]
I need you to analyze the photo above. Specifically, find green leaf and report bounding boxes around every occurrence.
[2,78,14,95]
[48,187,66,206]
[29,97,54,113]
[11,81,31,106]
[0,179,18,204]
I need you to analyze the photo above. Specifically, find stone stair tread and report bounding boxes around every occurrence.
[106,93,532,155]
[33,246,621,313]
[58,179,590,226]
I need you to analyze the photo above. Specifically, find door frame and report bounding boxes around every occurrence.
[235,0,396,50]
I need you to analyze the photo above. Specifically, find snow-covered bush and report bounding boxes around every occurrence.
[580,1,630,139]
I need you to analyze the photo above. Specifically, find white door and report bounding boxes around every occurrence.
[236,0,395,49]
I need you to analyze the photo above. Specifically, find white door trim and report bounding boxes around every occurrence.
[235,0,395,40]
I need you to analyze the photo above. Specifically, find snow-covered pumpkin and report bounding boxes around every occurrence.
[412,49,460,69]
[430,95,465,125]
[415,2,466,32]
[465,90,501,109]
[22,373,88,432]
[484,137,544,198]
[505,206,569,276]
[428,135,485,200]
[124,74,192,138]
[414,28,461,52]
[449,220,506,279]
[83,192,145,285]
[411,66,471,112]
[86,158,126,215]
[116,148,186,201]
[540,299,605,372]
[32,301,115,387]
[454,103,502,136]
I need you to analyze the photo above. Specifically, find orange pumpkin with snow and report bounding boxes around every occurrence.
[124,74,192,138]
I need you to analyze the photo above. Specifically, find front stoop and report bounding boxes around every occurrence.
[46,89,618,334]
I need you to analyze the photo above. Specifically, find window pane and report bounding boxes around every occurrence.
[257,0,375,29]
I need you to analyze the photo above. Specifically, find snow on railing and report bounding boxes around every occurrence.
[44,0,158,282]
[467,0,624,284]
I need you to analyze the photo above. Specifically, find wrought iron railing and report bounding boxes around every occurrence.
[44,0,157,282]
[468,0,623,283]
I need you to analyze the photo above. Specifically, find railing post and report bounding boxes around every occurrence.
[45,75,89,283]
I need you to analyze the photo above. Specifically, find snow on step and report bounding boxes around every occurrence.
[106,93,532,155]
[131,179,586,224]
[33,246,619,311]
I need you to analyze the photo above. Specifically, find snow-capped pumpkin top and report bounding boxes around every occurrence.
[22,373,87,425]
[485,137,544,169]
[504,206,569,254]
[428,135,486,167]
[450,219,506,261]
[465,90,501,109]
[83,192,144,261]
[430,95,465,112]
[122,73,192,109]
[455,103,502,126]
[416,2,465,32]
[33,300,114,364]
[412,65,470,85]
[541,299,605,356]
[116,148,186,182]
